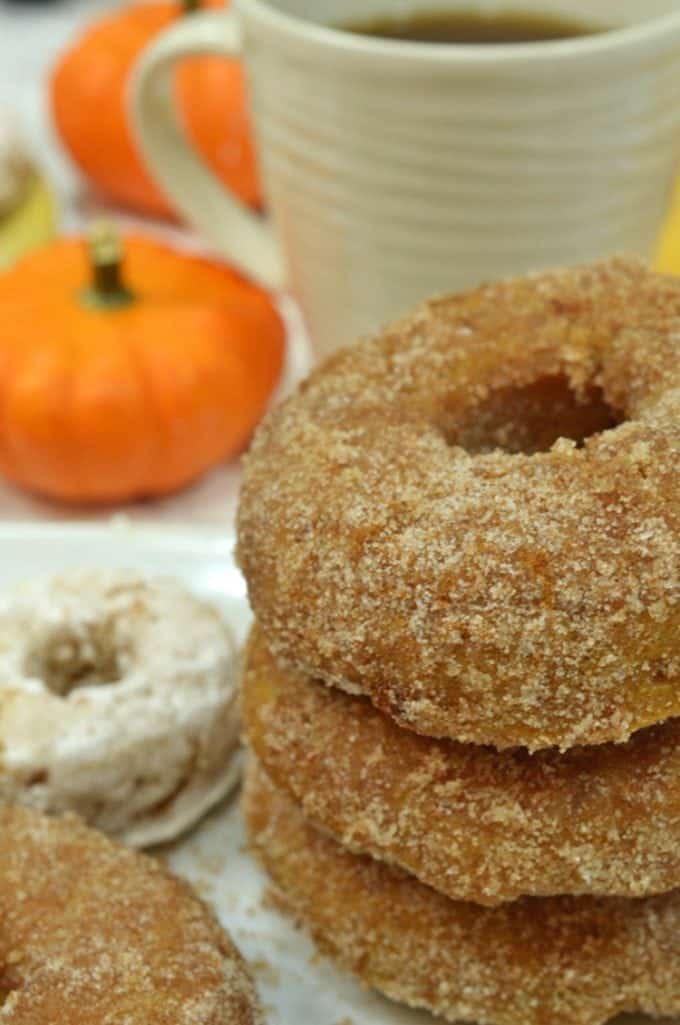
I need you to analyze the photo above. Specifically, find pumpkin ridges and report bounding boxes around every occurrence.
[60,330,85,498]
[219,299,286,405]
[127,328,175,495]
[122,236,286,452]
[0,336,26,481]
[85,327,162,496]
[2,335,77,496]
[0,320,146,501]
[0,235,284,502]
[69,328,170,503]
[0,331,18,478]
[129,312,254,491]
[128,322,195,492]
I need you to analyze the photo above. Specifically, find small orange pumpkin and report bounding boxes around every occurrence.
[51,0,261,219]
[0,228,284,503]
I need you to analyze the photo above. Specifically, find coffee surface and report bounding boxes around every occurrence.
[341,9,605,44]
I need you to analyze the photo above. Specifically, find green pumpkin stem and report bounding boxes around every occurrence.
[182,0,200,13]
[81,222,135,311]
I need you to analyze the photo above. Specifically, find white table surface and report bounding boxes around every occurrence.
[0,0,312,527]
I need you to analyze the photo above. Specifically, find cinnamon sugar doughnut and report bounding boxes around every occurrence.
[0,803,263,1023]
[244,760,680,1025]
[238,258,680,751]
[243,630,680,905]
[0,570,240,846]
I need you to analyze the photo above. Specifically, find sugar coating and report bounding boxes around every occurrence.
[0,569,240,846]
[238,258,680,750]
[243,629,680,905]
[244,760,680,1025]
[0,804,263,1024]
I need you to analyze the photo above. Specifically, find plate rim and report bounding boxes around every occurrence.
[0,519,237,555]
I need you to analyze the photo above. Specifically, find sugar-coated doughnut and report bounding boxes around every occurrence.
[243,630,680,905]
[0,570,240,846]
[238,258,679,750]
[244,760,680,1025]
[0,803,263,1023]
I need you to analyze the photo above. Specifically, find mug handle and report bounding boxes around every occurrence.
[131,10,286,291]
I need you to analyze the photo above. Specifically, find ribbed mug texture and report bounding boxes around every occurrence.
[244,1,680,352]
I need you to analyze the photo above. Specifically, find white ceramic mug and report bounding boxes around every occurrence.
[133,0,680,357]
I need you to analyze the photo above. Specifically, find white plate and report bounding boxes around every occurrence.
[0,522,665,1025]
[0,520,252,643]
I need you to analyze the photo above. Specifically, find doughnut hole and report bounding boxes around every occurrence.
[24,623,123,696]
[448,374,623,454]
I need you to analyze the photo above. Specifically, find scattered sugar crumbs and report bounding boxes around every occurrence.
[249,957,280,987]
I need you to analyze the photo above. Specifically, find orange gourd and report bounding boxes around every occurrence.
[0,229,284,503]
[51,0,262,219]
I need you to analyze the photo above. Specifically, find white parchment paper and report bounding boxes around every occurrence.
[165,793,437,1025]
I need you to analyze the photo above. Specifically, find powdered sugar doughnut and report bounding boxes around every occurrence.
[0,569,240,846]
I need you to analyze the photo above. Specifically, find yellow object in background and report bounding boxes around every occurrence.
[0,173,56,269]
[656,175,680,275]
[0,102,57,268]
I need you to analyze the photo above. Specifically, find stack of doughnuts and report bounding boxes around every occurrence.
[237,257,680,1025]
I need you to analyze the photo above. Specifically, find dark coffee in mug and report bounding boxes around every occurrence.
[341,9,606,43]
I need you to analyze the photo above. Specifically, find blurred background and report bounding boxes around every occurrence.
[2,0,112,213]
[0,0,310,528]
[1,0,679,530]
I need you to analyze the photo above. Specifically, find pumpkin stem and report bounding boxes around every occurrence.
[81,222,135,311]
[182,0,200,12]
